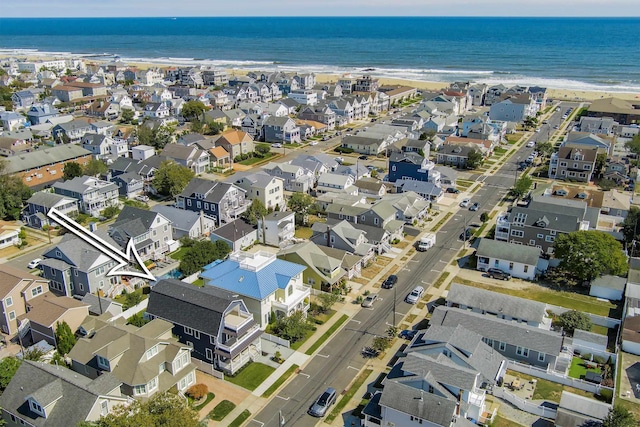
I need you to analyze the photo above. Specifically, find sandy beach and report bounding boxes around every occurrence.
[18,54,640,102]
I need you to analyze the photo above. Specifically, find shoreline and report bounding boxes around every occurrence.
[6,52,640,102]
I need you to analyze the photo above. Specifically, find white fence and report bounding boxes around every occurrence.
[262,333,290,348]
[571,342,618,365]
[507,360,614,395]
[192,358,224,379]
[110,299,148,321]
[493,387,558,419]
[547,304,621,329]
[182,272,200,284]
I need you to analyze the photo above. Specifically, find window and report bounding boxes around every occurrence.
[196,201,201,208]
[134,384,147,395]
[374,218,379,225]
[74,269,78,276]
[146,345,158,360]
[5,297,12,307]
[8,311,15,321]
[499,342,506,351]
[511,230,524,238]
[193,330,200,339]
[29,400,44,416]
[529,239,536,245]
[516,346,529,357]
[186,341,193,349]
[148,377,158,391]
[97,355,110,369]
[482,337,493,346]
[210,335,216,345]
[184,326,194,336]
[31,286,43,297]
[79,283,84,291]
[100,400,109,416]
[524,265,529,273]
[509,262,514,270]
[537,233,543,239]
[538,353,546,362]
[159,362,166,374]
[545,235,555,242]
[206,348,213,360]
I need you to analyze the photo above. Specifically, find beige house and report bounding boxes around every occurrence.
[215,129,254,159]
[69,316,196,399]
[234,171,284,210]
[19,293,89,346]
[0,222,21,250]
[0,265,49,336]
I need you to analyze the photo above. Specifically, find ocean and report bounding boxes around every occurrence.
[1,17,639,93]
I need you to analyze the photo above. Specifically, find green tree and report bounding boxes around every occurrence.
[178,240,231,276]
[554,231,628,283]
[127,312,149,327]
[255,144,271,155]
[87,391,201,427]
[102,206,120,219]
[0,357,21,394]
[287,192,315,225]
[511,175,533,199]
[120,108,134,124]
[154,124,176,149]
[466,149,483,170]
[84,159,108,177]
[243,199,267,225]
[63,162,84,181]
[0,160,32,220]
[136,124,154,146]
[622,206,640,255]
[123,291,143,310]
[204,119,224,135]
[594,152,607,178]
[624,134,640,157]
[152,160,195,197]
[371,336,391,353]
[270,311,314,343]
[480,212,489,223]
[55,321,77,356]
[317,292,340,313]
[189,120,204,134]
[553,310,593,335]
[536,141,554,158]
[22,347,45,361]
[181,100,207,122]
[523,116,538,129]
[603,405,637,427]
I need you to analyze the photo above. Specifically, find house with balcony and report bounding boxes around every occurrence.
[0,265,51,337]
[234,171,284,211]
[200,251,309,328]
[69,316,196,399]
[215,130,254,160]
[26,103,59,125]
[0,360,130,427]
[298,105,336,130]
[475,238,542,281]
[40,233,124,298]
[495,196,596,254]
[160,144,210,175]
[549,146,598,182]
[288,89,317,106]
[151,205,216,240]
[489,93,538,123]
[52,175,119,217]
[310,220,376,261]
[82,133,128,162]
[23,191,79,229]
[176,178,248,227]
[109,206,173,262]
[257,211,294,247]
[262,162,314,193]
[388,152,436,183]
[52,118,94,143]
[578,116,618,136]
[363,324,506,427]
[142,102,171,119]
[263,116,301,144]
[147,279,262,375]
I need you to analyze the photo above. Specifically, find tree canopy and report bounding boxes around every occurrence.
[181,100,207,122]
[120,108,135,124]
[83,391,201,427]
[136,123,175,150]
[622,206,640,256]
[83,159,108,177]
[624,134,640,157]
[0,159,32,220]
[536,141,554,158]
[63,161,84,181]
[603,405,637,427]
[554,230,628,283]
[511,175,533,199]
[178,240,231,276]
[152,160,195,197]
[466,149,483,170]
[243,199,268,225]
[287,192,315,225]
[55,321,76,355]
[0,357,21,394]
[553,310,592,335]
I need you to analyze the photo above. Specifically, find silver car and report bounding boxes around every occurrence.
[361,294,378,308]
[406,286,424,304]
[308,387,337,417]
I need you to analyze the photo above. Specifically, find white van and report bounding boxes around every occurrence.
[417,233,436,252]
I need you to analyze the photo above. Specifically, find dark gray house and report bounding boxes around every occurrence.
[175,178,248,227]
[147,279,263,375]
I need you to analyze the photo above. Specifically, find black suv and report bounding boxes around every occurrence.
[382,274,398,289]
[487,268,511,281]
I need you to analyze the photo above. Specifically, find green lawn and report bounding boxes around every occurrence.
[191,278,204,287]
[492,415,526,427]
[238,153,276,166]
[432,212,453,232]
[305,314,349,355]
[290,328,316,351]
[170,247,189,261]
[456,179,474,189]
[228,410,251,427]
[208,400,236,421]
[261,364,299,398]
[568,357,601,380]
[432,272,450,289]
[325,369,373,423]
[294,227,313,239]
[590,324,609,335]
[225,362,275,391]
[507,370,598,403]
[452,277,616,317]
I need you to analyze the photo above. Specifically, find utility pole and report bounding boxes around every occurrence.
[393,284,397,327]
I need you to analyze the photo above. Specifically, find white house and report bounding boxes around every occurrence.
[257,211,295,247]
[131,145,155,161]
[475,238,541,280]
[288,90,317,106]
[589,274,626,301]
[622,315,640,356]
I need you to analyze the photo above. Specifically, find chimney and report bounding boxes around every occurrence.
[326,225,331,247]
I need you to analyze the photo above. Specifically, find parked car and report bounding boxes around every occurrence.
[487,268,511,281]
[136,195,149,202]
[459,198,470,208]
[446,187,460,194]
[527,141,535,148]
[272,143,283,148]
[361,294,378,308]
[27,258,42,269]
[358,155,368,160]
[399,329,418,340]
[469,202,480,211]
[308,387,337,417]
[381,275,398,289]
[406,286,424,304]
[459,227,475,241]
[310,141,318,145]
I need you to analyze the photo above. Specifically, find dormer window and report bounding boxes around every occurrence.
[576,192,588,199]
[29,399,45,417]
[97,355,110,370]
[146,345,158,360]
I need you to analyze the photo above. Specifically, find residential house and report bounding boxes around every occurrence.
[563,131,613,155]
[142,102,171,119]
[52,118,94,143]
[131,144,155,161]
[310,220,375,260]
[354,177,388,199]
[0,221,20,250]
[475,238,541,280]
[340,135,388,156]
[388,151,435,182]
[208,146,231,171]
[147,279,263,375]
[241,113,268,140]
[622,315,640,355]
[161,144,210,175]
[23,191,79,229]
[435,144,475,168]
[200,251,310,328]
[446,283,549,328]
[209,218,257,252]
[80,293,123,317]
[257,211,295,247]
[215,130,254,160]
[0,265,50,336]
[151,205,215,240]
[394,179,443,202]
[288,90,317,106]
[585,97,640,125]
[53,175,119,217]
[489,94,538,122]
[0,135,31,157]
[430,306,563,369]
[400,138,430,156]
[555,391,611,427]
[263,116,301,144]
[26,103,59,125]
[19,292,89,346]
[111,172,145,199]
[298,105,336,130]
[234,172,284,211]
[277,98,299,115]
[601,189,631,221]
[0,361,129,427]
[444,136,493,156]
[549,146,598,182]
[69,316,197,398]
[176,178,248,227]
[589,274,626,301]
[5,144,92,188]
[64,81,108,98]
[109,206,173,261]
[334,163,370,181]
[362,324,506,427]
[11,90,37,109]
[87,100,120,120]
[578,116,617,136]
[262,162,314,193]
[51,85,84,103]
[316,173,357,195]
[0,111,27,132]
[495,196,596,253]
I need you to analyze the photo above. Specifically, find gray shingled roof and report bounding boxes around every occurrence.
[5,145,92,174]
[26,192,74,209]
[476,238,541,266]
[111,206,162,239]
[447,283,547,324]
[573,329,608,348]
[147,278,230,336]
[379,380,457,426]
[590,274,626,291]
[151,205,201,233]
[211,218,256,241]
[430,306,563,356]
[0,360,122,427]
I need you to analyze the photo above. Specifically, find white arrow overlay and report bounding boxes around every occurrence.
[47,208,156,281]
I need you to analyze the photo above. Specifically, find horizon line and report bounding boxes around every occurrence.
[1,15,640,19]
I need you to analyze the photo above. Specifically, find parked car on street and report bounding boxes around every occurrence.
[381,275,398,289]
[361,294,378,308]
[406,286,424,304]
[459,198,470,208]
[308,387,337,417]
[399,329,418,340]
[27,258,42,269]
[469,202,480,211]
[446,187,460,194]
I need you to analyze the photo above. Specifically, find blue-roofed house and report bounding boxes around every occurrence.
[26,103,60,125]
[200,251,310,328]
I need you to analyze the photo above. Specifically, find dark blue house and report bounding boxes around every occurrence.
[388,152,433,183]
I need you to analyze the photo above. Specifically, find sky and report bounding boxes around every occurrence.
[3,0,640,17]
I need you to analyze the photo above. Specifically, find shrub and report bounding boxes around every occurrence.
[594,355,606,364]
[581,353,592,361]
[186,384,208,400]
